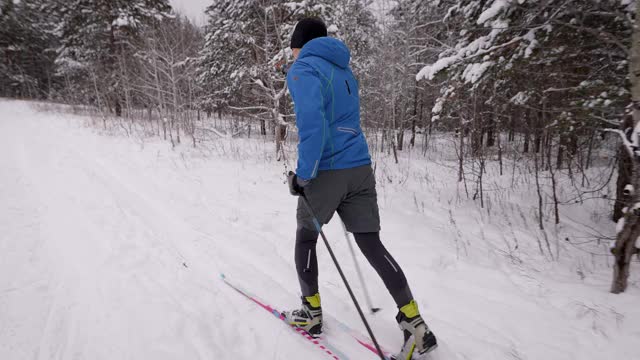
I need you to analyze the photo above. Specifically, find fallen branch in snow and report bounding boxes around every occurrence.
[198,127,231,139]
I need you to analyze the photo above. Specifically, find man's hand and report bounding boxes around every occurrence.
[288,171,309,196]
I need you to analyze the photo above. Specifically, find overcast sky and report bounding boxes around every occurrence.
[170,0,210,26]
[168,0,393,27]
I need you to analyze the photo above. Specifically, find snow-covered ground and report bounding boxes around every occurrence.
[1,99,638,360]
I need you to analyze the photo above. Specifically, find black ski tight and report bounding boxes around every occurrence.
[295,227,413,308]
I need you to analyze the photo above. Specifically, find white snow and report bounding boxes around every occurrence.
[461,61,493,83]
[112,15,132,28]
[1,99,639,360]
[416,55,458,81]
[510,91,529,105]
[432,95,447,114]
[416,18,513,82]
[522,29,538,58]
[477,0,510,25]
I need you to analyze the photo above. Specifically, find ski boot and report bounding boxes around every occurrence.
[395,300,437,358]
[282,293,323,337]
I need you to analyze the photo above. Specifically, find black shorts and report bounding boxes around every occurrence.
[297,164,380,233]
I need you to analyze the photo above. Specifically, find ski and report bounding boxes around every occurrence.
[220,274,349,360]
[322,312,396,359]
[220,273,412,359]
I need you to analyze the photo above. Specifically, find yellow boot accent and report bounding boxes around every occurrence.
[305,293,321,308]
[405,342,416,360]
[399,299,420,318]
[290,320,310,326]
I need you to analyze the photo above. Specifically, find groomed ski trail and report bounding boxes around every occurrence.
[0,101,331,360]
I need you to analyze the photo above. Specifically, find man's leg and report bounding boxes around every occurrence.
[336,166,414,304]
[284,170,345,336]
[295,169,347,296]
[295,226,320,297]
[352,232,413,307]
[283,226,323,337]
[354,231,436,353]
[339,166,437,354]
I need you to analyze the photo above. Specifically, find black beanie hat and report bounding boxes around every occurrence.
[290,17,327,49]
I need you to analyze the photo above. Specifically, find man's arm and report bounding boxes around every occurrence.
[287,62,326,181]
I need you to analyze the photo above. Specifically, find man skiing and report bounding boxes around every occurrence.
[283,17,437,356]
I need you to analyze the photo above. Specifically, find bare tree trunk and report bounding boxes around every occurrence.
[168,118,174,147]
[534,152,544,231]
[523,109,530,153]
[508,113,515,142]
[410,87,419,148]
[611,158,640,293]
[458,120,465,182]
[275,124,286,161]
[534,118,542,154]
[260,119,266,136]
[547,134,560,225]
[614,132,633,222]
[397,130,404,151]
[498,123,503,176]
[169,59,180,144]
[533,151,546,256]
[486,117,495,147]
[391,137,399,164]
[556,135,565,170]
[115,99,122,117]
[478,156,485,208]
[585,127,595,170]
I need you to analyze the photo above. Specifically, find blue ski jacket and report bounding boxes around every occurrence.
[287,37,372,181]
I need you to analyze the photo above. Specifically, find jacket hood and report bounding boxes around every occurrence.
[298,37,351,69]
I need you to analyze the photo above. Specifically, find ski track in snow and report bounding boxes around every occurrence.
[0,99,639,360]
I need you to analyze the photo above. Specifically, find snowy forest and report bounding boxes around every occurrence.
[1,1,639,359]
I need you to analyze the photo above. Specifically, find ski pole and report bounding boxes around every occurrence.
[300,194,386,360]
[340,220,381,314]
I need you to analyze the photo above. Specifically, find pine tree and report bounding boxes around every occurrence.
[49,0,172,114]
[196,0,253,118]
[0,0,58,98]
[418,0,631,137]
